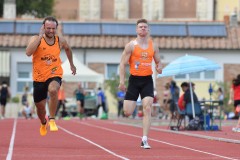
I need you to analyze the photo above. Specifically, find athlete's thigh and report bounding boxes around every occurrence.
[140,77,154,99]
[47,77,61,91]
[123,100,137,113]
[125,76,140,101]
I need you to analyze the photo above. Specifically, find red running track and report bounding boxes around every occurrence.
[0,118,239,160]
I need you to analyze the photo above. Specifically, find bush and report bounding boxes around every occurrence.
[105,73,129,100]
[11,96,20,103]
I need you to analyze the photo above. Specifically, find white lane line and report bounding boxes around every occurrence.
[58,126,130,160]
[151,126,240,144]
[74,121,239,160]
[115,121,240,144]
[6,118,17,160]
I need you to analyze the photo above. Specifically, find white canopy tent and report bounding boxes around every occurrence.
[61,56,104,83]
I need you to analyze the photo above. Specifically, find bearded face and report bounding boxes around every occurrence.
[44,20,57,38]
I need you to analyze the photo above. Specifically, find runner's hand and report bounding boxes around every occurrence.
[156,64,162,74]
[39,24,45,38]
[118,83,126,92]
[71,65,76,75]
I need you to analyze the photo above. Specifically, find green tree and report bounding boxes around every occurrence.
[0,0,54,18]
[16,0,54,18]
[105,73,130,100]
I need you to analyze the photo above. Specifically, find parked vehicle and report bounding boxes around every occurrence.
[65,89,98,117]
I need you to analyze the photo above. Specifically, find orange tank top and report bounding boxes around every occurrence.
[129,39,154,76]
[32,36,63,82]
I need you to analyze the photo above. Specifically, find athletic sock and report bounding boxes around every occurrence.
[142,136,147,141]
[49,117,55,120]
[41,119,47,125]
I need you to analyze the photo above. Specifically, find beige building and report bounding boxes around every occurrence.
[53,0,216,21]
[215,0,240,21]
[1,0,240,112]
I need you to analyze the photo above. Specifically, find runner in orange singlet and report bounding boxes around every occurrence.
[118,19,162,149]
[26,16,76,136]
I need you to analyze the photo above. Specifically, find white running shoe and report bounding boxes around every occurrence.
[232,127,240,132]
[141,140,151,149]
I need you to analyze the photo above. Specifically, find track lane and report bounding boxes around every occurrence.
[2,118,240,160]
[0,119,15,160]
[11,119,125,160]
[60,119,239,160]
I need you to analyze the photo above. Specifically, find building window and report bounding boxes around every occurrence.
[129,0,142,19]
[189,72,200,79]
[204,71,215,79]
[107,64,118,79]
[17,81,33,93]
[174,71,216,80]
[18,72,29,78]
[101,0,114,19]
[164,0,196,18]
[175,74,186,79]
[106,64,130,79]
[17,63,32,93]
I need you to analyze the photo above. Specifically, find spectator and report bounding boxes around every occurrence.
[183,83,198,105]
[183,82,199,119]
[0,81,11,119]
[21,86,34,106]
[74,82,85,119]
[217,87,224,105]
[56,81,67,118]
[162,83,171,119]
[135,96,142,118]
[117,89,125,118]
[21,87,28,106]
[170,80,180,118]
[228,74,240,132]
[152,89,159,117]
[21,86,35,118]
[21,102,33,119]
[178,82,189,111]
[97,87,107,117]
[217,87,224,119]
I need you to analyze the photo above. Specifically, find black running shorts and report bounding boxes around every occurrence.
[125,75,154,101]
[234,100,240,108]
[0,98,7,106]
[33,77,62,103]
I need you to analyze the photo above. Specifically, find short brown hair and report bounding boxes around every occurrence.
[136,19,148,25]
[181,82,189,88]
[43,16,58,26]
